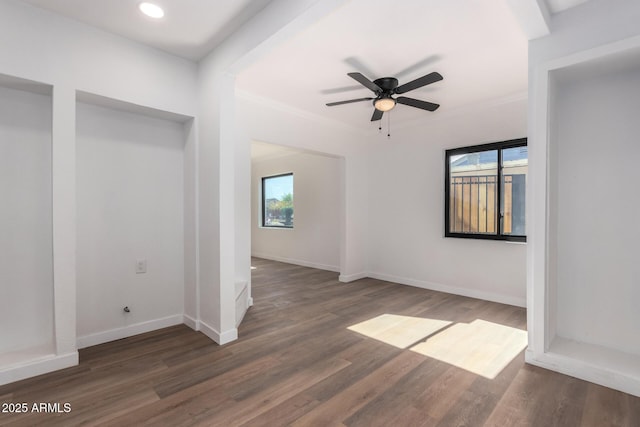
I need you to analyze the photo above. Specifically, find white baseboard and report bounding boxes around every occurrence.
[76,315,184,349]
[526,349,640,398]
[252,252,340,273]
[254,256,524,307]
[183,314,200,331]
[367,271,526,308]
[235,282,249,327]
[199,321,238,345]
[219,327,238,344]
[339,271,368,283]
[0,351,78,386]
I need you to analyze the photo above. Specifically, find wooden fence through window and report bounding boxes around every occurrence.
[449,174,521,234]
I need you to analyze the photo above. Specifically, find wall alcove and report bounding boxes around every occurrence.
[74,91,197,348]
[0,86,199,386]
[528,39,640,398]
[0,74,55,381]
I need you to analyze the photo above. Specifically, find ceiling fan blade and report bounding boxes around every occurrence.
[396,96,440,111]
[394,55,442,80]
[395,72,443,94]
[348,72,382,93]
[371,108,384,121]
[326,97,374,106]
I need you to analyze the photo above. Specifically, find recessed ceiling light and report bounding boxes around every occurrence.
[139,2,164,19]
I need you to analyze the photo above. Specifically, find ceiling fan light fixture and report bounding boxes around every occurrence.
[326,71,442,121]
[374,96,396,112]
[139,2,165,19]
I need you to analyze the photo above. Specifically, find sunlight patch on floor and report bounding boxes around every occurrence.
[347,314,451,349]
[410,319,528,379]
[250,266,257,270]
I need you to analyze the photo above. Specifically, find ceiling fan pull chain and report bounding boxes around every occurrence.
[387,112,391,139]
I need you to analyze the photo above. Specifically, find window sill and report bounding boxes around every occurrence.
[445,233,526,243]
[259,226,294,230]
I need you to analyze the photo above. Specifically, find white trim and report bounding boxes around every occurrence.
[0,352,78,386]
[505,0,551,40]
[193,117,201,325]
[526,349,640,398]
[252,252,339,273]
[183,314,200,331]
[199,321,238,345]
[543,34,640,72]
[219,328,238,345]
[199,321,218,342]
[52,86,77,356]
[235,281,249,327]
[529,63,550,355]
[338,272,368,283]
[248,297,254,306]
[76,315,183,349]
[76,91,192,123]
[368,271,526,308]
[235,281,247,299]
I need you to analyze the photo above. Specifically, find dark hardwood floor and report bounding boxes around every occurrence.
[1,258,639,426]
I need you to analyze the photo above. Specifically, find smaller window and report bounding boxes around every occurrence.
[262,173,294,228]
[445,138,527,242]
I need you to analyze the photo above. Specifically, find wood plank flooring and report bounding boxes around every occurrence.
[1,258,639,426]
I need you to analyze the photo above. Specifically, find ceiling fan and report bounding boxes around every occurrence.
[326,71,443,121]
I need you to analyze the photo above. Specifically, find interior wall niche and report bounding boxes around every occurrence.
[75,93,193,348]
[542,46,640,396]
[0,76,54,363]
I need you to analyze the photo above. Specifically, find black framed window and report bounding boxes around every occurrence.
[445,138,527,242]
[262,173,294,228]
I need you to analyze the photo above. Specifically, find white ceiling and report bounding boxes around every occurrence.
[17,0,590,129]
[235,0,589,130]
[19,0,273,61]
[237,0,529,129]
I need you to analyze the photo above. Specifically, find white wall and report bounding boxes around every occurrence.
[0,0,197,116]
[196,0,351,342]
[553,61,640,356]
[236,93,370,283]
[183,119,198,326]
[527,0,640,396]
[76,102,185,345]
[252,150,342,271]
[239,91,527,306]
[367,98,528,307]
[0,0,197,382]
[0,86,53,354]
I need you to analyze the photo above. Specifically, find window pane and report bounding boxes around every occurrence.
[449,150,498,235]
[263,174,294,227]
[501,146,527,236]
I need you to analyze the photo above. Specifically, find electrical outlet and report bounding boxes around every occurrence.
[136,259,147,274]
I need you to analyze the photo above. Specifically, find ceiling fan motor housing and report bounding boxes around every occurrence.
[372,77,399,111]
[373,77,399,93]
